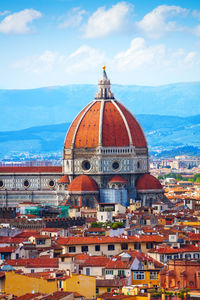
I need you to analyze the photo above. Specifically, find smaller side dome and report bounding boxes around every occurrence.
[67,175,99,192]
[136,174,163,191]
[109,175,127,183]
[58,175,69,183]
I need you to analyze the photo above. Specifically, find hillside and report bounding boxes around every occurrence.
[1,82,200,131]
[0,115,199,158]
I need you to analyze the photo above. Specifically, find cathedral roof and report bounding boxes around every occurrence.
[67,175,99,192]
[136,174,163,191]
[109,175,127,183]
[64,68,147,149]
[0,166,62,174]
[58,175,69,183]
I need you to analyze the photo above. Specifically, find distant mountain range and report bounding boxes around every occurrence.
[1,82,200,132]
[0,114,199,158]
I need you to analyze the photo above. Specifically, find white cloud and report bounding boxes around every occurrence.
[83,2,132,38]
[59,7,86,29]
[113,37,200,73]
[0,10,10,17]
[184,51,197,64]
[0,9,42,34]
[12,46,105,74]
[137,5,188,39]
[11,39,200,88]
[192,24,200,36]
[192,10,200,21]
[12,50,57,73]
[114,38,165,70]
[64,45,105,71]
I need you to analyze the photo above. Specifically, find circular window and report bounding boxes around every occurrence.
[23,180,30,188]
[0,180,4,189]
[82,160,91,171]
[49,180,55,187]
[112,161,120,170]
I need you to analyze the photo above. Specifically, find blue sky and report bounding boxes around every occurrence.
[1,0,200,88]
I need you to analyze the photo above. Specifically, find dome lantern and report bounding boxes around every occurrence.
[95,66,114,100]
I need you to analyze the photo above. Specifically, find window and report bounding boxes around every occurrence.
[69,246,76,253]
[82,160,91,171]
[49,180,55,187]
[61,257,65,262]
[82,245,88,252]
[86,268,90,276]
[121,243,128,250]
[106,270,113,275]
[23,180,30,188]
[37,239,45,245]
[31,269,35,273]
[146,242,153,249]
[118,270,125,277]
[112,161,120,170]
[134,243,141,250]
[133,271,145,280]
[96,288,99,294]
[107,288,111,292]
[95,245,100,252]
[0,180,4,189]
[108,244,115,251]
[150,271,158,280]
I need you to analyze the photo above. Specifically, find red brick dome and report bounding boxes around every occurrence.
[64,100,146,149]
[58,175,69,183]
[136,174,163,191]
[64,69,147,150]
[67,175,99,192]
[109,175,127,183]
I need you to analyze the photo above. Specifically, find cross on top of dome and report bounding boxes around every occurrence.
[95,66,115,100]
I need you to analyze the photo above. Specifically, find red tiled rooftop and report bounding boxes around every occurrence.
[67,175,99,192]
[136,174,163,191]
[58,175,69,184]
[5,257,58,268]
[149,245,200,254]
[0,246,16,253]
[57,236,126,246]
[106,259,132,269]
[15,293,43,300]
[0,166,62,173]
[109,175,127,184]
[57,235,163,246]
[0,237,28,244]
[128,235,164,243]
[64,100,147,149]
[84,256,110,267]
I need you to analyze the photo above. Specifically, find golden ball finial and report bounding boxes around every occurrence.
[102,65,106,70]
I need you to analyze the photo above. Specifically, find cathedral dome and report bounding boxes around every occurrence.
[109,175,127,183]
[64,68,147,149]
[67,175,98,192]
[136,174,163,191]
[58,175,69,183]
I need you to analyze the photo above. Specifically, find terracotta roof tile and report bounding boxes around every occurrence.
[0,166,62,173]
[136,174,163,191]
[109,175,127,183]
[67,175,98,192]
[57,175,69,184]
[5,257,58,268]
